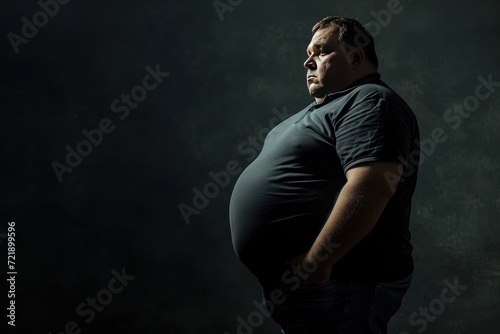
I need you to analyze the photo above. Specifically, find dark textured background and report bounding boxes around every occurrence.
[1,0,499,333]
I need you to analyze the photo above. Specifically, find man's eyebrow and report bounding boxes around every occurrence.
[306,43,325,54]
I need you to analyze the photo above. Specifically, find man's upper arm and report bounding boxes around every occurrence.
[345,161,402,198]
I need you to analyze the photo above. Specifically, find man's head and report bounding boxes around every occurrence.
[304,16,378,103]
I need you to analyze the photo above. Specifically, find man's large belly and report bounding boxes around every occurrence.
[229,157,345,271]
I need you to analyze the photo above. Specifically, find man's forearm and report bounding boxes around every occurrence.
[305,164,399,268]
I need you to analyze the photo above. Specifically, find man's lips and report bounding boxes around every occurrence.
[307,75,317,81]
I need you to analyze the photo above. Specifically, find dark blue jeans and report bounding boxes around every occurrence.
[262,274,412,334]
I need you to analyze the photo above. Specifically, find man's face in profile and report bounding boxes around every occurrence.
[304,27,352,100]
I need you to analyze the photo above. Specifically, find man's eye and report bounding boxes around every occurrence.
[306,49,328,57]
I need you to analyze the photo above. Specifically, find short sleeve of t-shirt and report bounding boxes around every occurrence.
[334,91,412,172]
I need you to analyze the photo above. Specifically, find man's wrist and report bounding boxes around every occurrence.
[304,249,330,269]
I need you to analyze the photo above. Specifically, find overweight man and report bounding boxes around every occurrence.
[229,16,420,333]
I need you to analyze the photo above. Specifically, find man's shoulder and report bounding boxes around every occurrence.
[352,80,414,113]
[352,80,398,101]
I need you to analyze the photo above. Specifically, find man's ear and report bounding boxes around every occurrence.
[350,48,365,68]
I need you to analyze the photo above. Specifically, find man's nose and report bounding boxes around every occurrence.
[304,55,316,69]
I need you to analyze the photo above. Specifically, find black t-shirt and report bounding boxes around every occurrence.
[229,73,420,287]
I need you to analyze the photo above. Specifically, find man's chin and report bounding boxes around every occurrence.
[308,87,325,99]
[308,84,321,96]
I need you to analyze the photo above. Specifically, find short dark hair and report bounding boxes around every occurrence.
[312,16,379,69]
